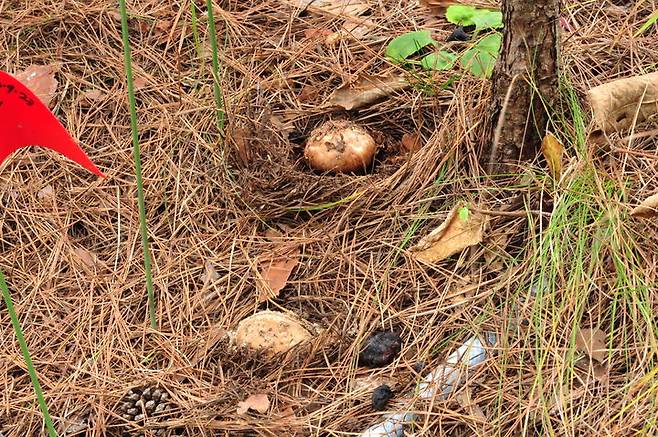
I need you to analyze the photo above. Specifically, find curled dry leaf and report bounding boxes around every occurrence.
[575,327,607,363]
[588,72,658,133]
[236,393,270,415]
[235,310,312,355]
[401,132,422,153]
[630,192,658,218]
[327,74,409,110]
[286,0,370,17]
[258,246,300,302]
[14,64,59,108]
[412,204,487,263]
[541,133,564,178]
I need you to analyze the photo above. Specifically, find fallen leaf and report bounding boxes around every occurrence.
[419,0,495,15]
[401,132,422,153]
[236,393,270,415]
[297,84,320,103]
[278,405,296,418]
[37,185,55,200]
[455,388,487,422]
[286,0,370,17]
[227,125,252,165]
[541,133,564,178]
[588,72,658,133]
[412,204,487,263]
[342,16,376,39]
[630,192,658,218]
[14,64,59,108]
[575,327,607,363]
[258,246,300,302]
[78,89,105,107]
[202,259,220,283]
[74,246,97,268]
[351,374,398,393]
[133,76,148,90]
[328,74,409,110]
[304,28,334,40]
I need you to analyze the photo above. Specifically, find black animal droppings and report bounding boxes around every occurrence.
[371,384,393,411]
[446,26,472,42]
[359,331,402,368]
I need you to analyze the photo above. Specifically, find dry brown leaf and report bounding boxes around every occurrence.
[297,84,320,103]
[14,64,59,108]
[630,192,658,218]
[419,0,496,15]
[258,246,300,302]
[74,246,97,268]
[328,74,409,110]
[401,132,422,153]
[575,328,607,363]
[588,72,658,133]
[133,76,148,90]
[202,259,220,283]
[236,393,270,415]
[455,388,488,422]
[287,0,370,17]
[541,133,564,178]
[412,204,487,263]
[277,405,296,418]
[78,89,105,107]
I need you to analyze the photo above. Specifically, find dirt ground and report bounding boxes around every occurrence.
[1,0,658,436]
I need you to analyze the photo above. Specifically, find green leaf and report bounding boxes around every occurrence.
[386,30,437,63]
[421,51,457,71]
[472,10,503,31]
[446,5,477,26]
[460,33,501,78]
[446,5,503,31]
[458,206,470,221]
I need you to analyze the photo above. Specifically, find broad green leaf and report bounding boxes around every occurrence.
[446,5,477,26]
[421,51,457,71]
[461,33,501,78]
[472,10,503,31]
[386,30,437,63]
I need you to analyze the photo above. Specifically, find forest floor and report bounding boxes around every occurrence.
[1,0,658,436]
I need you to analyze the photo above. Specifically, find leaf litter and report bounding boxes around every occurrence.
[412,204,488,263]
[327,73,410,110]
[4,0,658,436]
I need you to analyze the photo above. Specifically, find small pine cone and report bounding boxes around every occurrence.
[118,384,171,435]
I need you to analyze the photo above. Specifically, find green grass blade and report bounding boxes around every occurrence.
[635,10,658,37]
[190,0,204,70]
[0,271,57,436]
[118,0,157,329]
[206,0,225,132]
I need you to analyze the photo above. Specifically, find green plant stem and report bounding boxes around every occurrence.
[118,0,157,329]
[189,0,204,71]
[0,271,57,436]
[206,0,225,131]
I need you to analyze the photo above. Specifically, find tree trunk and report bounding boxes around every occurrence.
[486,0,560,173]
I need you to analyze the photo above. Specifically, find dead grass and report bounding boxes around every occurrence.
[0,0,657,435]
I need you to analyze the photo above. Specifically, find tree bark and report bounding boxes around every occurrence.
[486,0,560,173]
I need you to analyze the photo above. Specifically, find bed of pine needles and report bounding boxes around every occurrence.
[1,0,657,435]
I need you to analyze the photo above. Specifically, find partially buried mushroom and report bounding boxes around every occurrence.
[304,120,377,173]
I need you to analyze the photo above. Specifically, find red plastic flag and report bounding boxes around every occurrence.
[0,70,105,177]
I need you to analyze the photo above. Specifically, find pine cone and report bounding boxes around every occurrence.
[117,385,170,435]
